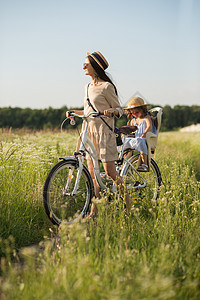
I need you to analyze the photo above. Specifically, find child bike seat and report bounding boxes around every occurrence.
[146,107,163,168]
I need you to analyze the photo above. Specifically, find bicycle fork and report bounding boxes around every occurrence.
[62,157,83,196]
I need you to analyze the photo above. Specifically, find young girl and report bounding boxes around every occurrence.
[123,97,157,172]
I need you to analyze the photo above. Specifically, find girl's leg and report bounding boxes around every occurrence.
[87,159,100,217]
[140,153,148,166]
[137,153,149,171]
[135,138,148,167]
[103,161,131,212]
[137,153,143,168]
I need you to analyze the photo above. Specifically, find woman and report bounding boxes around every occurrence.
[66,51,131,217]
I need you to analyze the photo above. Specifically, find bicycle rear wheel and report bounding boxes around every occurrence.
[43,158,94,226]
[121,153,161,201]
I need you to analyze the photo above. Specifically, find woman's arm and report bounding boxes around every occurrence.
[103,108,120,117]
[104,83,123,118]
[66,110,84,118]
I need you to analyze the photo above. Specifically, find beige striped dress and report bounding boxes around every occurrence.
[82,82,123,162]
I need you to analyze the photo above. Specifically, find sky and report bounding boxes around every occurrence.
[0,0,200,109]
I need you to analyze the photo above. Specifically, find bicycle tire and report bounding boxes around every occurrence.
[121,153,161,201]
[43,158,94,226]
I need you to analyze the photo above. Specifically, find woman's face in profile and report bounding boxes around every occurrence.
[83,57,95,76]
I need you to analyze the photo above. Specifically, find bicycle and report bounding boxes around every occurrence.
[43,111,162,226]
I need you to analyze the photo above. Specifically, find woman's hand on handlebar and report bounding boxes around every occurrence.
[103,108,119,117]
[66,111,73,118]
[66,111,75,124]
[66,109,84,119]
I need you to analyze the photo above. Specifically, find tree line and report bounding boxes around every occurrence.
[0,105,199,131]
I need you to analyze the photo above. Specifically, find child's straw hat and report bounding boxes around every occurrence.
[124,97,150,110]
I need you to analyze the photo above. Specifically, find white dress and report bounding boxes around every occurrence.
[123,116,157,155]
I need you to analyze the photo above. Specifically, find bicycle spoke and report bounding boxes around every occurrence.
[43,159,94,225]
[121,154,160,201]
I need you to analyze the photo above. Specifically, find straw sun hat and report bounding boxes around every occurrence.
[87,51,109,70]
[124,97,150,110]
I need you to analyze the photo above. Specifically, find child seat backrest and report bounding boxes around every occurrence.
[149,107,163,134]
[146,107,163,169]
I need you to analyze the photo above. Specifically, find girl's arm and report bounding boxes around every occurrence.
[141,116,152,138]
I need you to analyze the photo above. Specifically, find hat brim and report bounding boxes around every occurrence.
[124,103,150,110]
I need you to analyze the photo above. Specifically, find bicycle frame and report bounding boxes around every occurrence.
[69,112,107,195]
[79,121,107,190]
[68,112,149,196]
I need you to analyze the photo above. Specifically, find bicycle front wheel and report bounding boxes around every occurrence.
[121,154,162,201]
[43,158,94,226]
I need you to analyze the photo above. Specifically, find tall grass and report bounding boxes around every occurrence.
[0,129,200,299]
[0,129,77,251]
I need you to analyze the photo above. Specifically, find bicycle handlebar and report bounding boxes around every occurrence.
[68,111,103,119]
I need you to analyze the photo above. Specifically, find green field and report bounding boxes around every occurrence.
[0,129,200,299]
